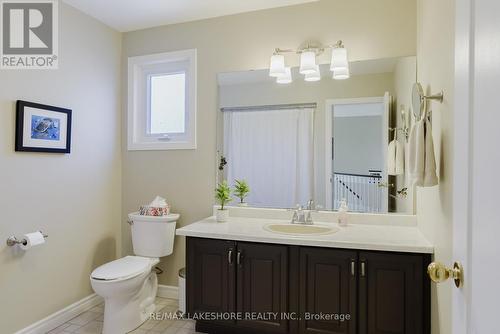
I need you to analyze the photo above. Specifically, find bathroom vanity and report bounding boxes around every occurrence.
[176,208,433,334]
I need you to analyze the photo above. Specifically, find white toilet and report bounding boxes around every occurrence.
[90,212,179,334]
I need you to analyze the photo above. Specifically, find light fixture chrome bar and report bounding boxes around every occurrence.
[274,48,296,54]
[274,40,345,54]
[221,103,317,113]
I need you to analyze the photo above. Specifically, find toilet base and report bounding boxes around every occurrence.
[102,272,158,334]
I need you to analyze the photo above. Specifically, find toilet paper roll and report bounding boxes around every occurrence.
[20,231,45,250]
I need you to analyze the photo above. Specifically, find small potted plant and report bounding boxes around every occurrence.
[215,181,232,222]
[233,179,250,206]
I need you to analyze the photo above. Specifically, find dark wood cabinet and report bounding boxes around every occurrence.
[358,251,430,334]
[186,237,430,334]
[236,242,289,332]
[187,238,235,318]
[299,247,357,334]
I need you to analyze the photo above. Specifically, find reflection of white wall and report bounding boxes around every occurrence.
[393,56,416,213]
[333,114,383,175]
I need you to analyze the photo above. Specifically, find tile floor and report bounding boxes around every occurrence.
[46,297,201,334]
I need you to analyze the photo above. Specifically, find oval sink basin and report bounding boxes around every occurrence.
[264,223,339,236]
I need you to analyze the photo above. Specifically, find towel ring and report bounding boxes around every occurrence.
[412,82,444,120]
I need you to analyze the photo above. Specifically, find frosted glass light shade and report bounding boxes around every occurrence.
[333,67,350,80]
[304,65,321,82]
[300,51,317,74]
[330,47,348,71]
[276,67,292,84]
[269,54,286,77]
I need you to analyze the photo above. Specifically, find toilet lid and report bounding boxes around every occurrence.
[91,256,152,281]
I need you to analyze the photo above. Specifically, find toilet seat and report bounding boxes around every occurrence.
[91,256,157,281]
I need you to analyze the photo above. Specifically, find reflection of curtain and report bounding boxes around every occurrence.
[223,108,314,208]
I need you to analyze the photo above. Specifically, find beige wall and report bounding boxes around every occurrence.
[0,4,122,333]
[122,0,417,286]
[416,0,455,333]
[219,72,395,207]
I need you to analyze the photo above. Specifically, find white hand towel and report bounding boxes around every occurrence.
[409,116,438,187]
[387,139,396,175]
[395,140,405,175]
[423,118,438,186]
[409,118,425,186]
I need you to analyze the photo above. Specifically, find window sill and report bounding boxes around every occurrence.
[127,140,197,151]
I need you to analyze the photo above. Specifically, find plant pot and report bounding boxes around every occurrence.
[237,202,248,207]
[216,209,229,222]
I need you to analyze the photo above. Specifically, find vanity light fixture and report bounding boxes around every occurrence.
[270,40,350,83]
[276,67,292,84]
[304,65,321,82]
[299,50,318,74]
[333,67,350,80]
[330,41,348,70]
[269,51,286,77]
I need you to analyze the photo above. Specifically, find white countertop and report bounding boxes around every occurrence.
[176,215,434,254]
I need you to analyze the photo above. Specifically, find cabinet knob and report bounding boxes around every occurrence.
[228,249,233,265]
[427,261,463,288]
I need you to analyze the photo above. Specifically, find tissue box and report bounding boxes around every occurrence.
[139,205,170,216]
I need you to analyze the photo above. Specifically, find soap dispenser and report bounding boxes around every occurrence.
[338,198,349,227]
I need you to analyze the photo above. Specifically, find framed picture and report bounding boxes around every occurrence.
[15,100,72,153]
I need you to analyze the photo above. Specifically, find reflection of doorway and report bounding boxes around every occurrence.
[325,94,390,212]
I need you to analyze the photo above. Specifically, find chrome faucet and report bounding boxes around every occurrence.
[290,200,316,225]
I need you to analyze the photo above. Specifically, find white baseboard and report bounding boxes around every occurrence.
[14,293,103,334]
[157,284,179,299]
[15,286,179,334]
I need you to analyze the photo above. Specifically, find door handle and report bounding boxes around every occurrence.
[427,261,463,288]
[360,261,366,277]
[350,260,356,276]
[236,251,243,267]
[228,249,233,265]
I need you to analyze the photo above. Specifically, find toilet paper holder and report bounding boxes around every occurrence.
[6,231,48,247]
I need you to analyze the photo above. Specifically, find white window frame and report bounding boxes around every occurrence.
[128,49,197,150]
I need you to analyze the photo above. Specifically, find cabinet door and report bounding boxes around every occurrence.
[299,247,357,334]
[358,251,429,334]
[187,237,236,316]
[236,242,289,333]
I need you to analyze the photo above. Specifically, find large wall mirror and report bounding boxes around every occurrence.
[216,56,416,214]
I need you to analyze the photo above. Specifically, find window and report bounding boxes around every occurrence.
[128,49,196,150]
[149,73,185,134]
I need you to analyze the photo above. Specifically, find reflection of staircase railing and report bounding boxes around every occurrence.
[333,172,383,212]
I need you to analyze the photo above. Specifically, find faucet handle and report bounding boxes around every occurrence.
[289,207,300,224]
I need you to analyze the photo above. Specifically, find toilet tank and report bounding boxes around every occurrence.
[128,212,180,257]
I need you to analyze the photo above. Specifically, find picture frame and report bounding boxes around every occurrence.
[15,100,72,153]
